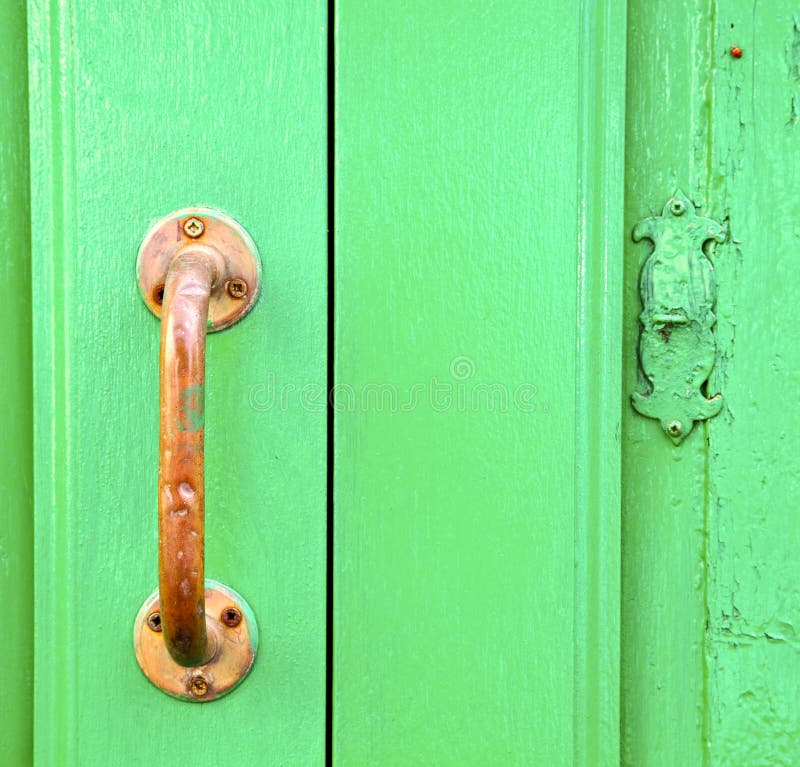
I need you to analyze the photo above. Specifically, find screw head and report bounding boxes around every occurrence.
[146,611,163,632]
[226,279,248,299]
[183,217,205,238]
[667,420,683,438]
[188,675,209,698]
[669,199,686,217]
[221,606,242,628]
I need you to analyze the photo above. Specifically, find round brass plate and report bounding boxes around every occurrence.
[137,207,261,331]
[134,580,258,702]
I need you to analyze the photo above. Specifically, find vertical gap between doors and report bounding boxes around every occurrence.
[325,0,335,763]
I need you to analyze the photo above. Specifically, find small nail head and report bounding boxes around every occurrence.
[183,217,205,238]
[731,46,743,58]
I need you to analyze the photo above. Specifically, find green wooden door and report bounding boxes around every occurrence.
[8,1,328,765]
[3,1,799,766]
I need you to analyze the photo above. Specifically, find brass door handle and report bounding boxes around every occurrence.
[133,208,261,701]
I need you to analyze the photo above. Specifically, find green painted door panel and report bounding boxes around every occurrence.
[333,2,625,764]
[27,1,327,764]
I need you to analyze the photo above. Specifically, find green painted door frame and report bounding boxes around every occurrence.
[622,2,800,764]
[2,1,799,766]
[0,2,33,764]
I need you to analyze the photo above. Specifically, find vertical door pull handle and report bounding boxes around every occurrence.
[132,208,261,701]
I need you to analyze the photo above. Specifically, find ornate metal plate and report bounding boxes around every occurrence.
[631,191,725,443]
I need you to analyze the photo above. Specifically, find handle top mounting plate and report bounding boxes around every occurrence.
[137,207,262,331]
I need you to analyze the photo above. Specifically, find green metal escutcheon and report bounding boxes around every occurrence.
[631,190,725,443]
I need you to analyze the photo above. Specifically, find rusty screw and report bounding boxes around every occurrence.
[226,279,248,299]
[667,420,683,438]
[183,217,205,238]
[146,611,163,633]
[188,675,209,698]
[221,606,242,628]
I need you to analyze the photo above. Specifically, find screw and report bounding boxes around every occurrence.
[183,217,205,238]
[667,420,683,438]
[188,675,209,698]
[226,279,248,299]
[221,606,242,627]
[146,611,163,632]
[152,283,165,306]
[669,199,686,217]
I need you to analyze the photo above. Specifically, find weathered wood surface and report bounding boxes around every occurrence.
[623,2,800,764]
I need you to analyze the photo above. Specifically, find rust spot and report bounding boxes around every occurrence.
[152,283,165,306]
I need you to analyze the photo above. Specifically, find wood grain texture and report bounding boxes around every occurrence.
[334,2,625,764]
[705,3,800,764]
[28,1,327,764]
[0,1,33,763]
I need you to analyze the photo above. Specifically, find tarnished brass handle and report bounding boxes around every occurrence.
[133,208,261,701]
[158,247,217,666]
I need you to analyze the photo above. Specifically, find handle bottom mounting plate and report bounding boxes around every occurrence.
[134,579,258,702]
